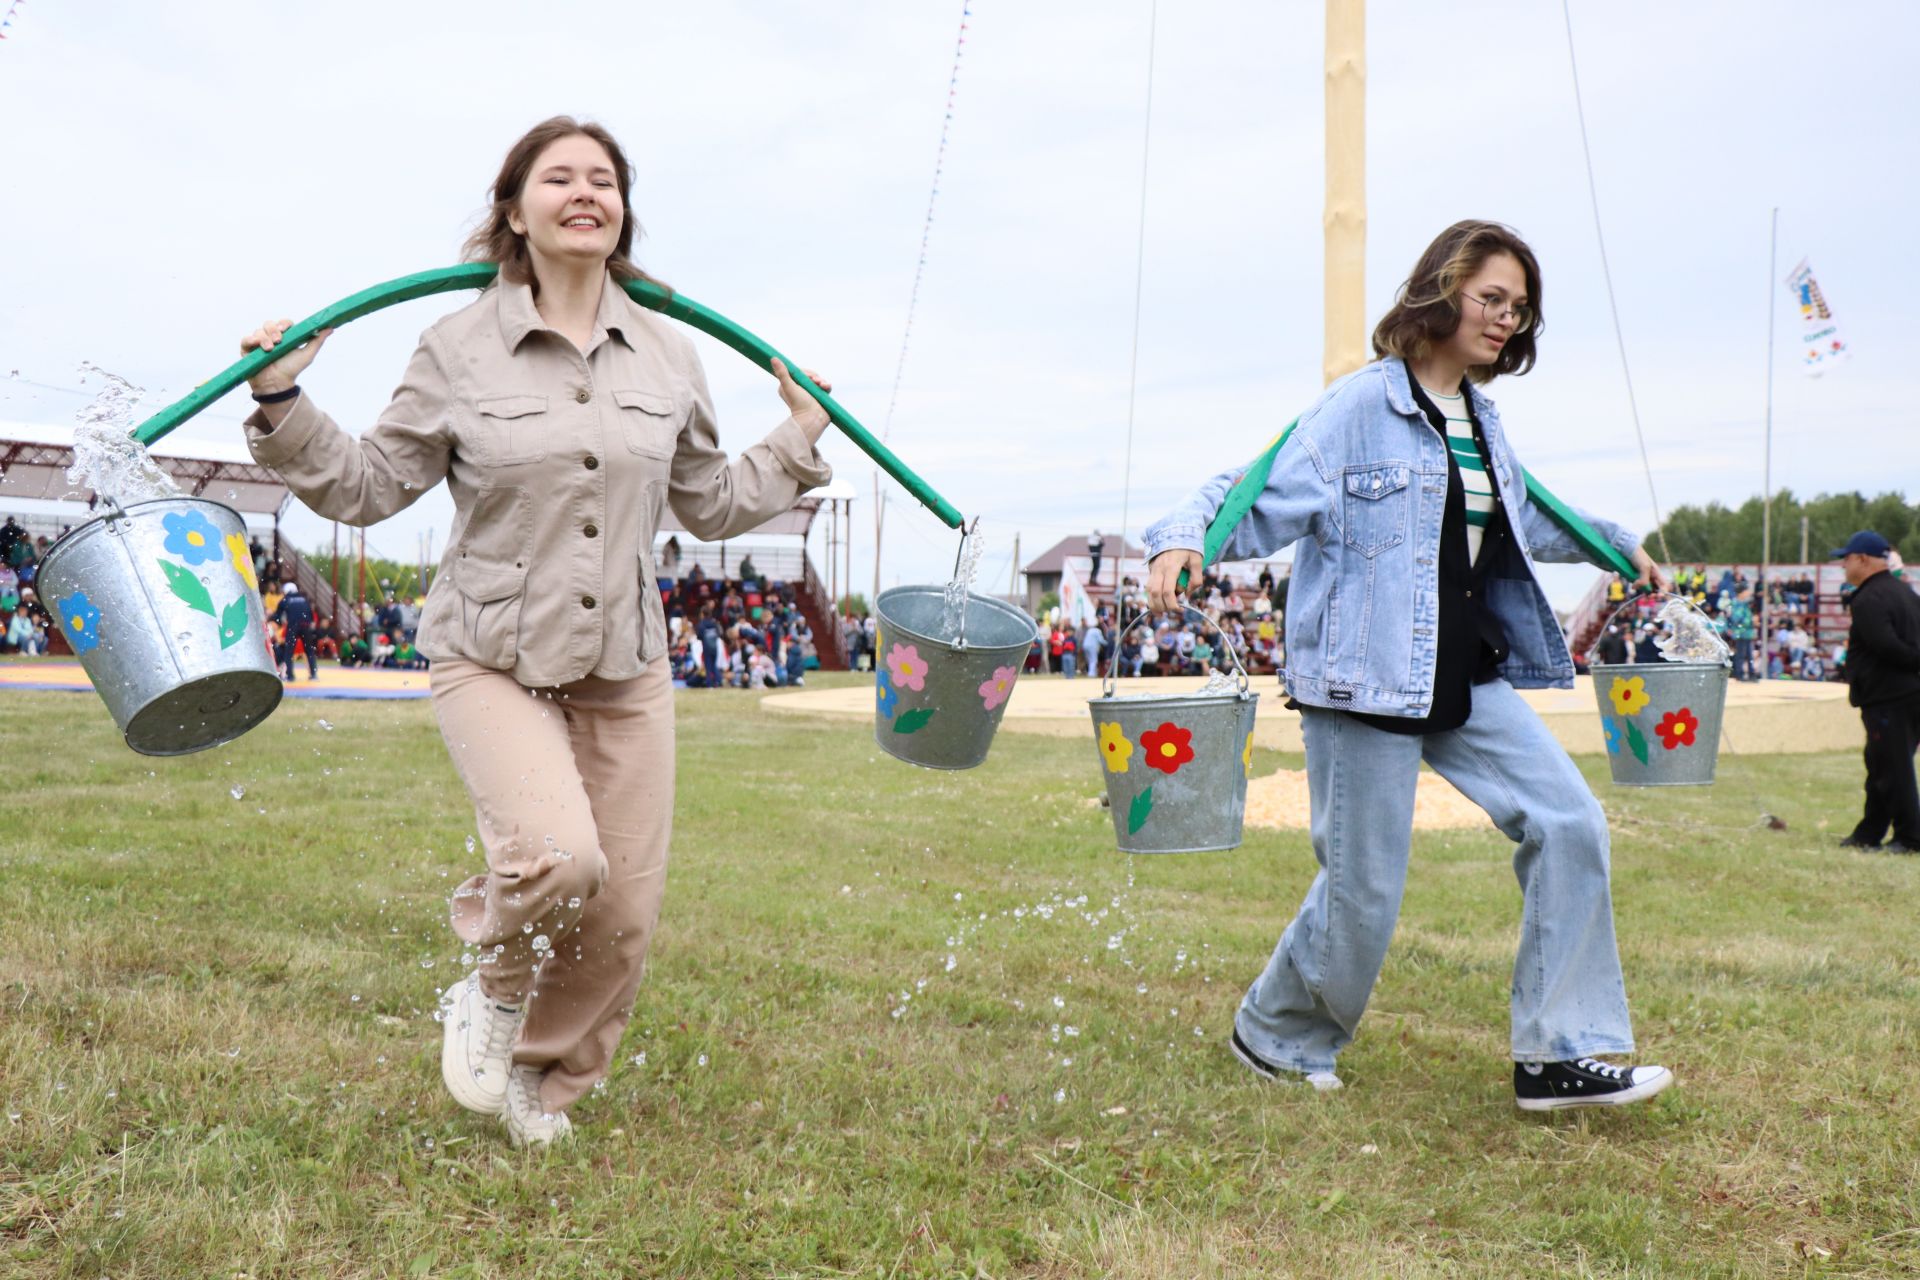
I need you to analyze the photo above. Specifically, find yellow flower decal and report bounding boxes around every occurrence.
[1243,730,1255,777]
[1608,675,1650,717]
[1099,721,1133,773]
[226,533,258,593]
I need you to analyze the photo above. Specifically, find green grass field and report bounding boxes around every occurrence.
[2,671,1916,1278]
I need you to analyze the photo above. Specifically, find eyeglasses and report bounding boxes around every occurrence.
[1465,292,1533,330]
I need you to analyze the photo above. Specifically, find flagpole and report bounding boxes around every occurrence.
[1759,206,1778,673]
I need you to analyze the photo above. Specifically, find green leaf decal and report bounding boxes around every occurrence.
[218,594,250,650]
[894,708,936,735]
[159,559,216,617]
[1127,787,1154,834]
[1624,718,1649,766]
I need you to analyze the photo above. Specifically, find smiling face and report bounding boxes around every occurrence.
[1435,251,1529,372]
[506,133,625,274]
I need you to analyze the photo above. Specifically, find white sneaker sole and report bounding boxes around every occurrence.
[1515,1066,1674,1112]
[439,980,511,1115]
[1229,1032,1343,1091]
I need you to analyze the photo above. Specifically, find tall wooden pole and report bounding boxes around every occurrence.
[1324,0,1367,385]
[1759,206,1778,666]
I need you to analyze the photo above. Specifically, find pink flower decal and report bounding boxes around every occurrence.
[886,643,928,692]
[979,665,1017,712]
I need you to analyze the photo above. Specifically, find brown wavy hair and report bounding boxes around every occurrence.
[1371,220,1542,383]
[462,116,668,292]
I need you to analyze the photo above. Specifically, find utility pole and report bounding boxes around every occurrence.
[1011,532,1021,605]
[1760,207,1778,663]
[1324,0,1368,385]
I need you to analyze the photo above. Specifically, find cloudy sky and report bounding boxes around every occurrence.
[1,0,1912,608]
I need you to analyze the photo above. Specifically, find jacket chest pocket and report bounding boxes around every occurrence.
[1342,465,1410,558]
[474,394,550,466]
[613,389,680,460]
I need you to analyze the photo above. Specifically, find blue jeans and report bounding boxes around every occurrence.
[1236,680,1634,1072]
[1062,654,1077,679]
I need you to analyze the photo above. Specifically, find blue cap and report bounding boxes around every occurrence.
[1830,530,1892,559]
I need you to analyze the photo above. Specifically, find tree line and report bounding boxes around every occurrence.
[1646,490,1916,564]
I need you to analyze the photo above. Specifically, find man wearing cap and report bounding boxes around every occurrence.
[1833,531,1920,853]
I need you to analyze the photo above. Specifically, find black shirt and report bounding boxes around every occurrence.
[1345,370,1513,736]
[1845,569,1920,707]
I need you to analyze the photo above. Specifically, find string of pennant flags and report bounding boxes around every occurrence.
[0,0,24,40]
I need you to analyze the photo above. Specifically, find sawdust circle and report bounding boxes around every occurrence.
[1244,769,1488,830]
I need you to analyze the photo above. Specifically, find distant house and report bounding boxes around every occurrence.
[1020,536,1143,614]
[1020,534,1291,616]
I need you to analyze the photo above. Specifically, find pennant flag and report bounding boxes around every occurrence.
[1784,258,1849,376]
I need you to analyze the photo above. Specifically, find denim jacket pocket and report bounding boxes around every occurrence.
[1342,464,1411,557]
[474,394,550,465]
[613,389,680,459]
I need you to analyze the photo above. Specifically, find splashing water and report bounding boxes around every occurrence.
[940,523,986,646]
[1653,597,1731,664]
[65,363,178,506]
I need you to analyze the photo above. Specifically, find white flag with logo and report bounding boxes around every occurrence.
[1059,559,1095,627]
[1784,258,1849,375]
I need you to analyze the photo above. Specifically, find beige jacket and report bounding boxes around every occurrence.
[244,274,831,687]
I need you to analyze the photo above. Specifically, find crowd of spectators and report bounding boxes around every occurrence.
[1588,563,1854,683]
[660,548,815,689]
[0,517,56,655]
[841,563,1289,684]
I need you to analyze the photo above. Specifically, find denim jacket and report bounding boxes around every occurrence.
[1143,358,1641,718]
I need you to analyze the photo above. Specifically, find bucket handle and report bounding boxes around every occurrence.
[1582,590,1731,667]
[1102,603,1250,698]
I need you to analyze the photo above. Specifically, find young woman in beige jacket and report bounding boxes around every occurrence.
[239,117,835,1148]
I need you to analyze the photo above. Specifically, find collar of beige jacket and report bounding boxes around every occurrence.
[496,272,638,355]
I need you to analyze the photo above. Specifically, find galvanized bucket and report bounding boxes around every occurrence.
[1088,607,1259,853]
[1585,593,1730,786]
[872,585,1040,770]
[39,497,283,756]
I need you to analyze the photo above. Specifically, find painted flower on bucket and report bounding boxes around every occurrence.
[1098,721,1133,773]
[1243,730,1255,777]
[979,665,1017,712]
[58,590,102,654]
[162,510,226,567]
[225,532,258,592]
[886,643,927,693]
[1139,722,1195,776]
[1655,707,1699,750]
[1602,716,1622,756]
[1608,675,1650,718]
[875,669,899,720]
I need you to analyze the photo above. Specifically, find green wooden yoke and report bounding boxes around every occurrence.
[131,264,965,530]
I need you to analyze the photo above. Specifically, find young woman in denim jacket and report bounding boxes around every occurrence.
[1145,222,1675,1111]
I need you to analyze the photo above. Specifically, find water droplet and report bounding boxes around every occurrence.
[531,935,551,953]
[1052,1088,1066,1104]
[350,994,362,1003]
[567,897,582,910]
[465,834,477,855]
[943,954,957,973]
[229,785,245,800]
[696,1053,709,1067]
[1064,1025,1080,1037]
[316,719,334,731]
[1052,995,1065,1009]
[630,1052,647,1066]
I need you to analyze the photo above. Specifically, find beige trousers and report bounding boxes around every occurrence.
[433,655,674,1114]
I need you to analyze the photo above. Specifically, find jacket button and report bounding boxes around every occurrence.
[576,388,591,404]
[584,455,599,470]
[584,524,599,538]
[582,595,597,609]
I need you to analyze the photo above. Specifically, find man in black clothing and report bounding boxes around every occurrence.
[1832,532,1920,853]
[271,582,320,682]
[1594,623,1629,666]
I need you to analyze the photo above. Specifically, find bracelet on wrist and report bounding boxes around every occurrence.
[251,385,300,405]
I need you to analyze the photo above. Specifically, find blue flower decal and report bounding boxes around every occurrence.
[876,668,899,720]
[1602,716,1622,756]
[161,510,227,567]
[58,590,103,654]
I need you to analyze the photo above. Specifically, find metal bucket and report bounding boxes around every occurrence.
[872,585,1040,770]
[38,497,283,756]
[1088,607,1259,853]
[1583,592,1730,787]
[1591,661,1729,786]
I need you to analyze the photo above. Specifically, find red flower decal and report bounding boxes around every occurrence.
[1139,722,1195,775]
[1655,707,1699,750]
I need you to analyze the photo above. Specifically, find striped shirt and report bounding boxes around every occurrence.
[1425,385,1494,563]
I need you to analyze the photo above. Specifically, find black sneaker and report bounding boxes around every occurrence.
[1514,1057,1673,1111]
[1228,1026,1343,1092]
[1838,835,1882,850]
[1887,841,1919,855]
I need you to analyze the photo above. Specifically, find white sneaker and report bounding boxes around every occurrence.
[502,1064,573,1150]
[438,974,523,1115]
